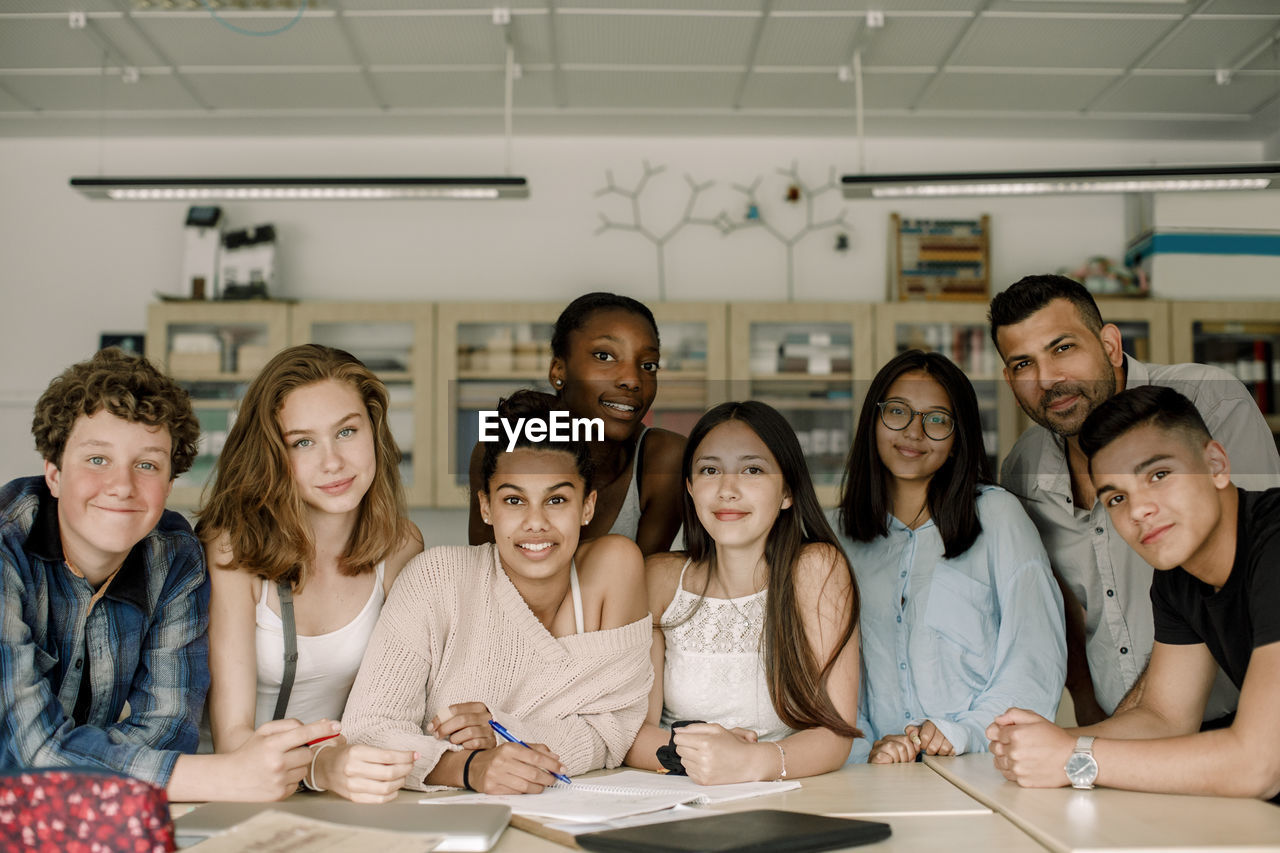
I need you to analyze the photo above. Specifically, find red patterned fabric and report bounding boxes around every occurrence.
[0,769,175,853]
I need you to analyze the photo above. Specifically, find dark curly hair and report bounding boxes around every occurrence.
[32,347,200,477]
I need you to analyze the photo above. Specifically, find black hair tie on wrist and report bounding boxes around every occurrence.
[655,719,704,776]
[462,749,480,791]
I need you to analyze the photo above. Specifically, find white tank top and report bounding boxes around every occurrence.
[254,561,386,727]
[659,559,793,742]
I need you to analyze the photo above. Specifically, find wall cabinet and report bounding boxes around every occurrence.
[290,302,434,507]
[433,303,561,508]
[875,302,1019,470]
[147,301,291,508]
[148,297,1226,510]
[729,303,874,506]
[1172,301,1280,441]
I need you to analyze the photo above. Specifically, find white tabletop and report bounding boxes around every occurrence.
[925,753,1280,853]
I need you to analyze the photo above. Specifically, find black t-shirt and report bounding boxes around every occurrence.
[1151,488,1280,689]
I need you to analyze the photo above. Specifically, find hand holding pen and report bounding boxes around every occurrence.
[489,720,573,785]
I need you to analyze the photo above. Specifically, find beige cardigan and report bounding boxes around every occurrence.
[342,543,653,790]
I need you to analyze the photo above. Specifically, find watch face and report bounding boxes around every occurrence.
[1065,753,1098,787]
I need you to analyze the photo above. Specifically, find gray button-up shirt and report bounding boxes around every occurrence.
[1001,356,1280,716]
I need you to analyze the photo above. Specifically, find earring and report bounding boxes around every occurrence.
[554,379,562,387]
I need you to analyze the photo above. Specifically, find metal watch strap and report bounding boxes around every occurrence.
[272,581,299,721]
[1075,735,1095,755]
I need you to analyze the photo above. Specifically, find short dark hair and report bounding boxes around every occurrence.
[550,292,660,360]
[838,349,993,559]
[988,274,1104,354]
[1079,385,1212,463]
[479,389,594,494]
[32,347,200,477]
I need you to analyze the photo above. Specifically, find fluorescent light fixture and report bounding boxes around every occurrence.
[840,164,1279,200]
[70,176,529,201]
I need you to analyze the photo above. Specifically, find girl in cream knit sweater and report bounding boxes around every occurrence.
[343,392,652,794]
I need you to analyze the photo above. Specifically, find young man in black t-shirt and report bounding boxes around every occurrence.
[985,385,1280,801]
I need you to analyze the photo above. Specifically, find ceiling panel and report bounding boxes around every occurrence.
[1244,42,1280,71]
[374,69,537,108]
[986,1,1192,12]
[91,19,171,67]
[754,17,860,66]
[1143,18,1280,69]
[337,0,547,8]
[1,71,196,111]
[0,18,133,69]
[562,69,740,107]
[1093,71,1278,113]
[773,0,982,10]
[132,13,356,67]
[1201,0,1280,12]
[555,14,757,65]
[739,69,933,109]
[919,70,1117,111]
[554,1,761,9]
[859,16,971,68]
[953,15,1177,68]
[185,70,375,109]
[0,84,27,111]
[345,14,514,65]
[0,1,121,11]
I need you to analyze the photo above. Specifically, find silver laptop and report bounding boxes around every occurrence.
[174,801,511,852]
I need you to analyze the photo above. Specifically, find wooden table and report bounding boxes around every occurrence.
[471,763,1041,852]
[925,753,1280,853]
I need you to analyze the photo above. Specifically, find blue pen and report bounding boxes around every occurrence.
[489,720,573,785]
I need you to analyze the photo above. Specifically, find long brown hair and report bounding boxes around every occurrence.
[196,344,411,588]
[678,401,861,739]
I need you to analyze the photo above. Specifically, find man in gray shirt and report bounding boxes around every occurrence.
[991,275,1280,725]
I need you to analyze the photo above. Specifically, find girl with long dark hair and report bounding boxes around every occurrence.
[838,350,1065,763]
[625,401,861,783]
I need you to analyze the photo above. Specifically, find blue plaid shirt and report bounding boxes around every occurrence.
[0,476,209,787]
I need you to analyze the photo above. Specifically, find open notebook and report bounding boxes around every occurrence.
[427,771,801,823]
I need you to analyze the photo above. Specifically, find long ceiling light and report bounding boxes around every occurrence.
[841,164,1279,200]
[70,176,530,201]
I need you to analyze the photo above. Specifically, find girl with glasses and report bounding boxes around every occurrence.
[838,349,1066,763]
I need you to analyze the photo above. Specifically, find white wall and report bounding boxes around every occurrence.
[0,131,1265,505]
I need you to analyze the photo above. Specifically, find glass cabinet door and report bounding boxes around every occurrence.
[435,304,560,507]
[647,303,727,438]
[729,304,872,506]
[147,301,291,509]
[875,303,1019,472]
[291,303,434,507]
[1173,302,1280,452]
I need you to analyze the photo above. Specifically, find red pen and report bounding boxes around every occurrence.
[305,732,340,747]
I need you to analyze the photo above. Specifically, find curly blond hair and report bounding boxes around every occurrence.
[32,347,200,477]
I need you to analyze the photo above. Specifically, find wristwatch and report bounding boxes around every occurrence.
[1064,736,1098,789]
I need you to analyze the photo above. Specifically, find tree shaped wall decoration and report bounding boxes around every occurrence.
[721,163,848,301]
[594,161,719,300]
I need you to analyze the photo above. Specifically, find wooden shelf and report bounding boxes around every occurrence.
[751,372,854,382]
[753,397,854,412]
[174,372,256,383]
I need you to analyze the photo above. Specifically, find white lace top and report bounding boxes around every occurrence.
[659,560,794,742]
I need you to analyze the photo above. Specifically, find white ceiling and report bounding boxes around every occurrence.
[1,0,1278,140]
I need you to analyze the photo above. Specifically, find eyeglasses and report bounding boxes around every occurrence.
[876,401,955,441]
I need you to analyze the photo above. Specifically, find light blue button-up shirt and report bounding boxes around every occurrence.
[843,485,1065,760]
